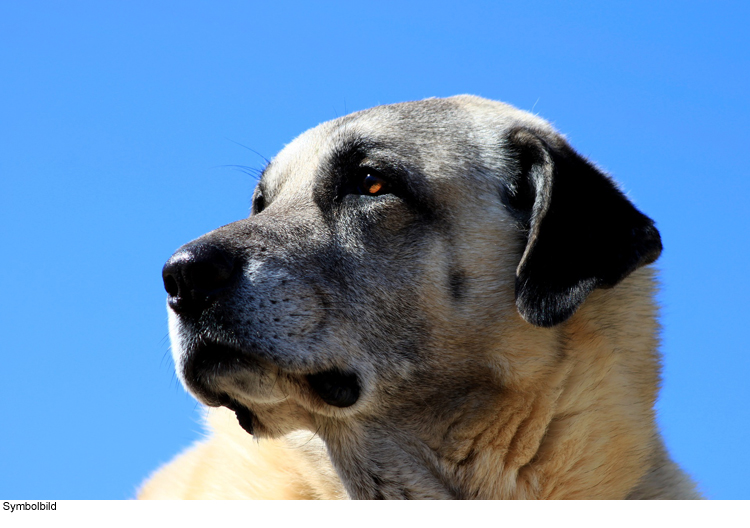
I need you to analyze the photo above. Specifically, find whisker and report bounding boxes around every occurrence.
[301,425,323,447]
[221,163,264,175]
[224,137,271,166]
[217,164,263,183]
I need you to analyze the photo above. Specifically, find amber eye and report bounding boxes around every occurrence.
[359,173,388,196]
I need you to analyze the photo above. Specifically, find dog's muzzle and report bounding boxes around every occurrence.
[162,241,361,428]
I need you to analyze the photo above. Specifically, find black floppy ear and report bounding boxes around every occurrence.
[504,128,662,327]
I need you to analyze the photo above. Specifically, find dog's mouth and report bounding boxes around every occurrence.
[220,369,359,436]
[183,341,256,381]
[182,339,361,433]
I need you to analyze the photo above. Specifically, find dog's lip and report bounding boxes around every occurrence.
[306,369,360,408]
[183,338,362,409]
[183,340,254,380]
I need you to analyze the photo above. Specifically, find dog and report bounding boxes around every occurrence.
[139,95,700,499]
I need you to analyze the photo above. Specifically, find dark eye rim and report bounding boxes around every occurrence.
[252,190,266,214]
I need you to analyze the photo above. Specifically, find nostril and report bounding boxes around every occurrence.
[162,243,238,315]
[164,274,179,297]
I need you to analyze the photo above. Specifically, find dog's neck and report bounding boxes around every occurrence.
[316,271,666,499]
[452,319,660,500]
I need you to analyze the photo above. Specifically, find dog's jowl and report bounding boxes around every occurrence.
[140,96,700,499]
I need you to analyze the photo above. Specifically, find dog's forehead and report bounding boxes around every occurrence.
[261,95,556,196]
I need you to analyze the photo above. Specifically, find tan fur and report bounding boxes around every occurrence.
[139,409,346,499]
[140,96,700,499]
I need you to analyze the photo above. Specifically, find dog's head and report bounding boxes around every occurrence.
[163,96,661,498]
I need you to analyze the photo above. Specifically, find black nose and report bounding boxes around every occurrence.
[162,243,237,315]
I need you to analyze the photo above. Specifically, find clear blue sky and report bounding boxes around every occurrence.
[1,1,748,500]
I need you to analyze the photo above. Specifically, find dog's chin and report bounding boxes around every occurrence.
[179,338,362,435]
